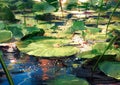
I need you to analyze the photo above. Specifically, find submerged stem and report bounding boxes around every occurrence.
[0,51,14,85]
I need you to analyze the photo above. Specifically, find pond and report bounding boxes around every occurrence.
[0,50,75,85]
[0,48,120,85]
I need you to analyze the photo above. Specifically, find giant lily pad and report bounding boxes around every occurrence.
[99,61,120,80]
[0,30,12,43]
[17,36,79,57]
[48,74,89,85]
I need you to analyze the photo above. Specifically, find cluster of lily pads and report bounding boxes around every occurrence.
[0,0,120,85]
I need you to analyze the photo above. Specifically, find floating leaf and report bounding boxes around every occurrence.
[48,74,89,85]
[77,49,98,58]
[99,61,120,80]
[0,30,12,43]
[67,21,86,33]
[33,2,56,14]
[7,24,23,40]
[87,27,101,34]
[17,37,79,57]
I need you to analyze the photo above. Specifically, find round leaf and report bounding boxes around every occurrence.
[48,74,89,85]
[0,30,12,43]
[17,37,79,57]
[99,61,120,80]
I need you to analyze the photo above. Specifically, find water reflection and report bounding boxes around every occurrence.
[0,51,74,85]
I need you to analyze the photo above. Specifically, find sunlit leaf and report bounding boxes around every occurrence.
[17,36,79,57]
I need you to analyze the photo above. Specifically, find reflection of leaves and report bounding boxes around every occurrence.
[99,61,120,80]
[0,30,12,43]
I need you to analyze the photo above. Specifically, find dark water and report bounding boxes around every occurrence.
[0,51,120,85]
[0,52,74,85]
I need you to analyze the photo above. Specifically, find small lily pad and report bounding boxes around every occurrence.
[0,30,12,43]
[48,74,89,85]
[99,61,120,80]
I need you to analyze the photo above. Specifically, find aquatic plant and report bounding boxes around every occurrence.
[0,51,14,85]
[0,30,12,43]
[17,36,79,57]
[99,61,120,80]
[106,0,120,35]
[48,74,89,85]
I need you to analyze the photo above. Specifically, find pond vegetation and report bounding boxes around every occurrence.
[0,0,120,85]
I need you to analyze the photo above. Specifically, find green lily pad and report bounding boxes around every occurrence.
[48,74,89,85]
[17,36,79,57]
[99,61,120,80]
[87,27,101,34]
[7,24,44,40]
[67,21,86,34]
[7,24,23,40]
[33,2,56,14]
[77,42,117,59]
[77,49,98,58]
[0,30,12,43]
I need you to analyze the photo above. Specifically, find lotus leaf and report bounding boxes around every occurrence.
[99,61,120,80]
[7,24,23,40]
[33,2,56,14]
[67,21,86,34]
[17,37,79,57]
[48,74,89,85]
[7,24,44,40]
[0,30,12,43]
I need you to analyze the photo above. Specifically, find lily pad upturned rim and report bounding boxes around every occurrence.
[17,36,79,58]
